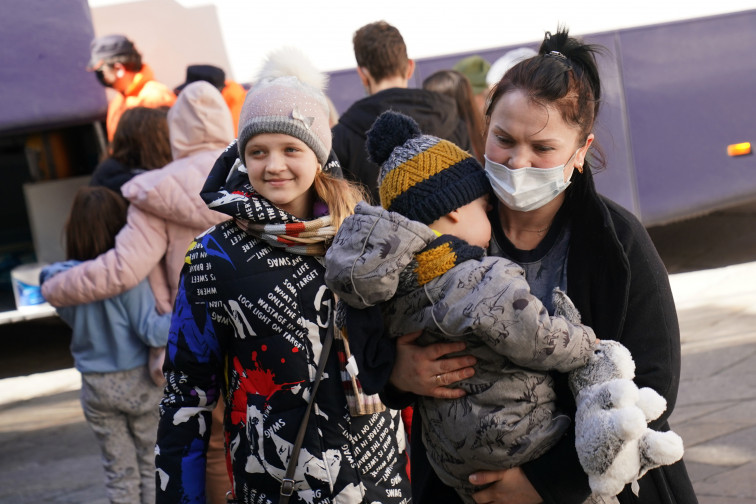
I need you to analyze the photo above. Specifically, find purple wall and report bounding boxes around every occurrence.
[327,9,756,226]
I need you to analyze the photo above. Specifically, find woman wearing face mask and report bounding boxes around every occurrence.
[384,27,697,504]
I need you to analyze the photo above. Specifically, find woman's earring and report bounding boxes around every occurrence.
[576,163,583,174]
[317,163,322,173]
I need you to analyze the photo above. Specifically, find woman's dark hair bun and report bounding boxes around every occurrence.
[538,26,602,104]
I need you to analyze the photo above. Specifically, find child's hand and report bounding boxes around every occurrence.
[39,260,82,284]
[148,346,167,387]
[389,331,476,399]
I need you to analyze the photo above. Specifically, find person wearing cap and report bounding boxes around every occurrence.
[453,54,491,118]
[332,20,470,205]
[325,110,598,504]
[154,75,411,504]
[88,34,176,141]
[174,64,247,133]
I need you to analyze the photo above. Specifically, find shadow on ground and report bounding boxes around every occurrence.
[0,317,72,378]
[648,201,756,274]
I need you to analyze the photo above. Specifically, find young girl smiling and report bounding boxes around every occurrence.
[156,75,411,504]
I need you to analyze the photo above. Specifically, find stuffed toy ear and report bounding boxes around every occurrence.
[552,287,581,324]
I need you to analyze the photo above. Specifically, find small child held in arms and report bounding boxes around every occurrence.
[325,111,598,503]
[40,186,170,504]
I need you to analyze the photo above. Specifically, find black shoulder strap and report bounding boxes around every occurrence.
[279,319,334,503]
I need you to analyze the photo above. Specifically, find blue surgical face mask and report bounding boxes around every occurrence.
[484,149,579,212]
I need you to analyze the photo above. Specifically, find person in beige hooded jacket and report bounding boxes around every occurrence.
[41,80,234,504]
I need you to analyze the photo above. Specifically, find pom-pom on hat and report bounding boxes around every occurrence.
[237,75,331,166]
[367,111,490,225]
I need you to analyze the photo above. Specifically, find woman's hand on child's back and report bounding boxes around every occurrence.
[390,331,476,399]
[469,467,543,504]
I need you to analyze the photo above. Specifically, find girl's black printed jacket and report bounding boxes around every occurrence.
[156,142,410,504]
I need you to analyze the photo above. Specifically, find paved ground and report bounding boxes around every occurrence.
[1,203,756,503]
[668,262,756,503]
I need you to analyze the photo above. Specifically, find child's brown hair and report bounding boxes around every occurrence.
[65,186,128,261]
[110,106,172,169]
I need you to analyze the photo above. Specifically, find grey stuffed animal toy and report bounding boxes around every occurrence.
[553,289,685,497]
[568,340,685,496]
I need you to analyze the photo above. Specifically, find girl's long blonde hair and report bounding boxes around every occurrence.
[313,171,366,231]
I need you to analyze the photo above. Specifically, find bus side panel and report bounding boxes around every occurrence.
[326,10,756,226]
[583,32,640,217]
[621,10,756,225]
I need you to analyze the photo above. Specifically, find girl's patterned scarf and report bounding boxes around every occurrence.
[234,206,335,256]
[200,140,335,256]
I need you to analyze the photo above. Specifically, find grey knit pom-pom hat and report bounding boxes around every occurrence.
[237,76,331,166]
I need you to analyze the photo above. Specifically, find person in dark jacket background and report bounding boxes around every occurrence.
[332,20,470,204]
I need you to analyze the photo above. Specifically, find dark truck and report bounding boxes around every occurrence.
[0,0,106,323]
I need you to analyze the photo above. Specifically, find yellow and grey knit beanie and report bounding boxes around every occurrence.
[237,75,331,166]
[367,111,490,225]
